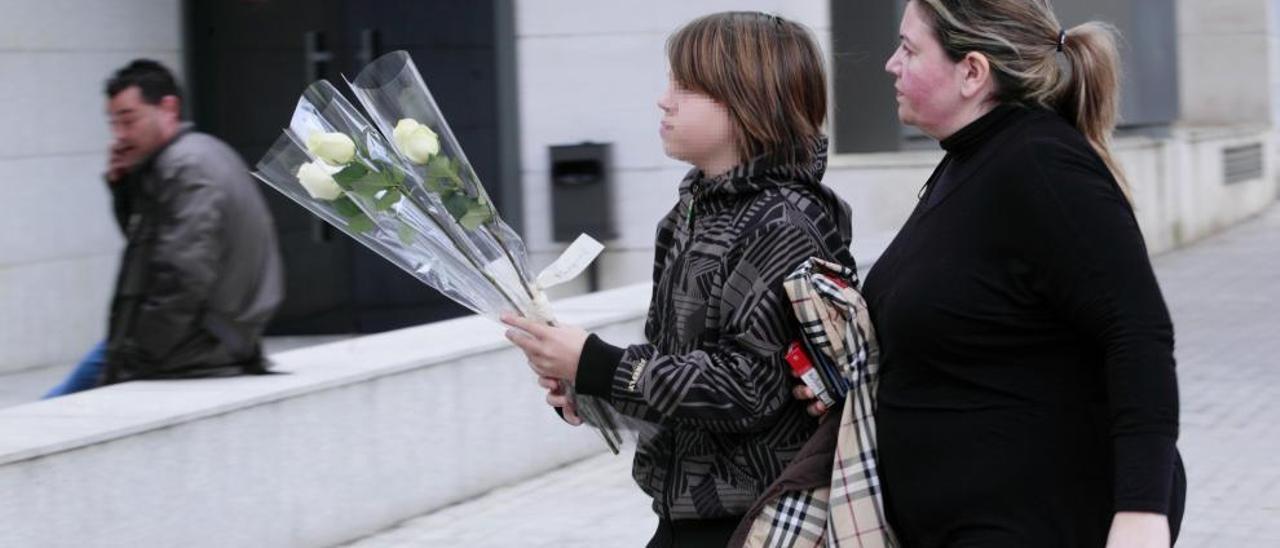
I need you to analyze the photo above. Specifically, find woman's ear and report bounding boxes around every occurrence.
[957,51,994,100]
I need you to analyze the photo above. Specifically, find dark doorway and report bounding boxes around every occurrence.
[184,0,520,334]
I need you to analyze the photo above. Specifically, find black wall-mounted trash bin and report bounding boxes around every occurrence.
[550,142,616,243]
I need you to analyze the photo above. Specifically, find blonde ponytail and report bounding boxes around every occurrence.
[1057,22,1128,195]
[914,0,1130,198]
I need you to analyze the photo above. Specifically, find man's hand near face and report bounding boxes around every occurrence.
[106,144,130,185]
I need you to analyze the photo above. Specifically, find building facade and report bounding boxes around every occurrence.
[2,0,1278,374]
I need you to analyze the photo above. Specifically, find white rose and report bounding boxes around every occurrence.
[296,160,344,201]
[306,131,356,165]
[392,118,440,164]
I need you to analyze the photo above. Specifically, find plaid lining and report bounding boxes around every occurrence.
[743,258,897,547]
[757,488,829,547]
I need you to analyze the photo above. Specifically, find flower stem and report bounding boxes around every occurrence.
[354,154,528,315]
[400,189,529,316]
[481,224,544,317]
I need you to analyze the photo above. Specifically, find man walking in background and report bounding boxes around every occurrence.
[46,59,284,396]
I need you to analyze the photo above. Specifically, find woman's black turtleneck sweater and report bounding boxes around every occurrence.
[864,104,1184,546]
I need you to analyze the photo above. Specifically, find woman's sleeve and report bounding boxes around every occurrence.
[1025,137,1180,514]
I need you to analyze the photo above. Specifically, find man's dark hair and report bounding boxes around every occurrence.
[105,59,183,104]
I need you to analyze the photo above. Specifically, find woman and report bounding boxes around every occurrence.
[503,12,856,547]
[799,1,1185,546]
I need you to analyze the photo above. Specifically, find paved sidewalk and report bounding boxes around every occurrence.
[350,204,1280,547]
[1157,205,1280,547]
[342,449,655,548]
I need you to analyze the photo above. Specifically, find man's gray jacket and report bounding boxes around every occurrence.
[106,126,284,382]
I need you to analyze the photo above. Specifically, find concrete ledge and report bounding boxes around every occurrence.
[0,284,649,547]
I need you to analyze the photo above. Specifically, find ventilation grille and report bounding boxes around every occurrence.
[1223,143,1264,185]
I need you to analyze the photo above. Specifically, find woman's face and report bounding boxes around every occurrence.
[884,1,965,139]
[657,75,738,171]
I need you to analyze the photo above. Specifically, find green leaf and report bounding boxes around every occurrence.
[347,213,375,233]
[371,158,404,185]
[333,163,368,187]
[351,170,399,198]
[374,189,402,211]
[396,222,416,245]
[442,190,471,221]
[457,200,494,230]
[375,170,403,187]
[333,196,362,218]
[425,155,449,177]
[351,180,385,199]
[427,155,459,184]
[388,164,407,185]
[423,156,466,197]
[424,175,448,194]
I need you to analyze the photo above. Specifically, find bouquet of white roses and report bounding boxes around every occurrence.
[253,51,623,453]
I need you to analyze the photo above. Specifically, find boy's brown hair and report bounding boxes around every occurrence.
[667,12,827,165]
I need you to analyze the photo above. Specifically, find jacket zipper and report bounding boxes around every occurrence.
[684,193,698,247]
[661,193,698,522]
